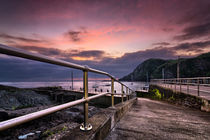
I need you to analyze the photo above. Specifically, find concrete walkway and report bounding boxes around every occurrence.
[106,98,210,140]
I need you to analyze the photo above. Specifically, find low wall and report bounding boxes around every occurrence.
[137,85,210,112]
[34,88,127,108]
[59,97,137,140]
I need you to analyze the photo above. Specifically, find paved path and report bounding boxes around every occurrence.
[106,98,210,140]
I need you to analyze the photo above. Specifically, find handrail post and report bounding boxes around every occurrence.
[187,79,189,94]
[180,79,181,92]
[80,70,92,131]
[126,87,128,101]
[197,79,200,96]
[111,78,114,107]
[121,84,124,103]
[167,80,169,88]
[175,79,176,92]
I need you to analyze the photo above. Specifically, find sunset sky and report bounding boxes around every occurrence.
[0,0,210,81]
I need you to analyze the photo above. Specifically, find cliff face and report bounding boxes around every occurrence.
[120,52,210,81]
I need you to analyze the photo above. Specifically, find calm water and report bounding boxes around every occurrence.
[0,81,146,93]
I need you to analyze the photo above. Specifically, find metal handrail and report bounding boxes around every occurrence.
[152,77,210,80]
[0,92,108,131]
[0,44,108,76]
[151,77,210,98]
[0,44,135,131]
[0,44,132,90]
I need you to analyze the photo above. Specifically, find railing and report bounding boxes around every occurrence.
[0,44,135,131]
[151,77,210,98]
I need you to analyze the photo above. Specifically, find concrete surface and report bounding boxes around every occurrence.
[59,98,137,140]
[106,98,210,140]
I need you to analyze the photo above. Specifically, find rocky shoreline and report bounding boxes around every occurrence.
[0,85,57,111]
[0,85,102,140]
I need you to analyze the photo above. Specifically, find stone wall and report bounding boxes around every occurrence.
[137,85,210,112]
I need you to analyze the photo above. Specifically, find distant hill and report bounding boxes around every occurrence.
[120,52,210,81]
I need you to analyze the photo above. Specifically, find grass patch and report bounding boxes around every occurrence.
[151,89,162,100]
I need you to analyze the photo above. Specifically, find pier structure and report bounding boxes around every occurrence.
[1,44,210,139]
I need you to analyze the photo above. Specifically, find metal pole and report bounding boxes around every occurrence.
[111,78,114,107]
[197,79,200,96]
[126,87,128,100]
[175,80,176,93]
[121,84,124,103]
[167,80,169,88]
[71,71,73,90]
[162,68,165,80]
[187,79,189,94]
[177,56,180,93]
[180,79,181,92]
[80,70,92,131]
[177,56,180,79]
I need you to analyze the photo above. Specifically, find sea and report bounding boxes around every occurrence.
[0,81,146,93]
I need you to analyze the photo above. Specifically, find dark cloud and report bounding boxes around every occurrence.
[72,50,105,58]
[16,46,62,56]
[174,2,210,41]
[178,2,210,25]
[14,45,105,60]
[174,22,210,41]
[0,33,44,43]
[172,41,210,52]
[64,28,87,42]
[65,31,81,42]
[152,42,170,46]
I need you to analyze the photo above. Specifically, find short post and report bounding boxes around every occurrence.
[121,84,124,103]
[175,80,176,92]
[126,87,128,100]
[168,80,170,88]
[111,78,114,107]
[167,80,169,88]
[80,70,92,131]
[187,79,189,94]
[197,79,200,96]
[180,79,181,92]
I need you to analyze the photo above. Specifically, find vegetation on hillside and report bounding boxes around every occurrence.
[120,52,210,81]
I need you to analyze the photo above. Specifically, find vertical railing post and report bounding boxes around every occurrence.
[167,80,169,88]
[80,70,92,131]
[126,87,128,101]
[175,79,176,92]
[121,84,124,103]
[168,80,170,88]
[111,78,114,107]
[187,79,189,94]
[197,79,200,96]
[180,79,181,92]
